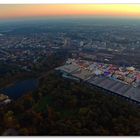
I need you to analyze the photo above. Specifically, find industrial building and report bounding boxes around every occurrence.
[55,58,140,103]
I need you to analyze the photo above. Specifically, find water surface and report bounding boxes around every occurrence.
[0,79,39,100]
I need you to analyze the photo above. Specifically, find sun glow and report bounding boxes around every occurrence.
[0,4,140,20]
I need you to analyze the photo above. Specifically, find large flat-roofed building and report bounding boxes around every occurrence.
[123,87,140,102]
[72,68,93,81]
[87,76,140,102]
[55,58,140,103]
[55,64,80,74]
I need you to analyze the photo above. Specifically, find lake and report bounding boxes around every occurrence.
[0,79,39,100]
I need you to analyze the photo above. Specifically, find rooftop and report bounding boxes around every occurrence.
[55,58,140,103]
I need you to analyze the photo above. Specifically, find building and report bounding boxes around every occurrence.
[0,94,11,106]
[55,58,140,103]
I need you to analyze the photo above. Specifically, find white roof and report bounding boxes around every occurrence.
[3,99,11,104]
[127,67,135,71]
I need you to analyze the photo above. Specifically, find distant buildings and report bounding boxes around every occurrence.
[63,38,71,48]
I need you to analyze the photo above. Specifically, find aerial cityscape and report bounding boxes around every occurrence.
[0,4,140,136]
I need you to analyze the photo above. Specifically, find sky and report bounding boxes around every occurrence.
[0,4,140,20]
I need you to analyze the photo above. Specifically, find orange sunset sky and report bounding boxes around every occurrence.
[0,4,140,20]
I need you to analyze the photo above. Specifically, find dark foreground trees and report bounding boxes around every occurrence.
[1,71,140,135]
